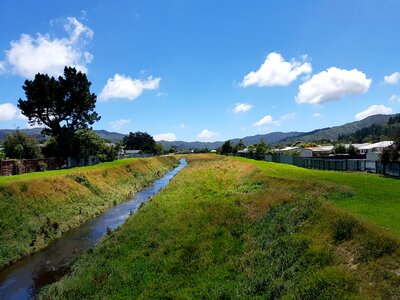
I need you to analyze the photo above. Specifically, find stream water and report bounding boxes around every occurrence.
[0,158,187,300]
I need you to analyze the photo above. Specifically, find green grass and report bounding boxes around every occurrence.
[0,158,142,185]
[39,154,400,299]
[0,156,178,269]
[234,157,400,238]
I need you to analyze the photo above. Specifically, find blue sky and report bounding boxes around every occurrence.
[1,0,400,142]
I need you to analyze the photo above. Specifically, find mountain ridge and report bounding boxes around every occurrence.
[0,113,398,149]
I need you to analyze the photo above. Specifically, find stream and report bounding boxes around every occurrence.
[0,158,187,300]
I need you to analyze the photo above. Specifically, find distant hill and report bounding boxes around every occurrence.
[93,130,126,143]
[158,131,303,150]
[1,113,398,148]
[279,114,399,144]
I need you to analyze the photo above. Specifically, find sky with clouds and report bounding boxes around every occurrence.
[0,0,400,142]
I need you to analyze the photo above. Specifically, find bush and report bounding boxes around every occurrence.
[332,218,356,242]
[38,161,48,172]
[358,235,397,262]
[13,160,24,175]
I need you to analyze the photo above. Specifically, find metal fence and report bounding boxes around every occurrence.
[262,154,400,177]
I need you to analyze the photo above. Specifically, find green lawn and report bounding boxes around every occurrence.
[235,157,400,238]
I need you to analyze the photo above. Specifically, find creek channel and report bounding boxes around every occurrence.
[0,158,187,300]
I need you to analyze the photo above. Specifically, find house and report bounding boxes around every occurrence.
[358,141,394,161]
[276,145,334,158]
[124,149,144,158]
[307,146,334,157]
[275,146,310,157]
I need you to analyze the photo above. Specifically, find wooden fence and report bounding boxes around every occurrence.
[0,158,64,176]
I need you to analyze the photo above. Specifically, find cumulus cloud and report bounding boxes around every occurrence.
[99,74,161,101]
[233,103,253,113]
[253,115,277,127]
[0,61,5,73]
[390,94,400,103]
[3,17,93,78]
[241,52,312,87]
[0,103,19,121]
[197,129,219,140]
[384,72,400,85]
[296,67,371,105]
[154,133,176,141]
[110,118,130,130]
[355,105,393,121]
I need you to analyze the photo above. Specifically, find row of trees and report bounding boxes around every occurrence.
[1,129,121,162]
[219,139,271,156]
[1,66,164,163]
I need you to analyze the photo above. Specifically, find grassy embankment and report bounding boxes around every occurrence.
[0,156,178,269]
[41,155,400,299]
[234,157,400,238]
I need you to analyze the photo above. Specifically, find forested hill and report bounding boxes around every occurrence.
[278,114,399,144]
[339,114,400,143]
[1,113,399,148]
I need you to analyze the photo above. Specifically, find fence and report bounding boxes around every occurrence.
[0,158,64,176]
[262,154,400,177]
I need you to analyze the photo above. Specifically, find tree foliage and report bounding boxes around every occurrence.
[255,140,268,155]
[381,130,400,162]
[17,66,100,158]
[123,131,156,154]
[3,130,42,159]
[220,140,232,155]
[333,144,347,154]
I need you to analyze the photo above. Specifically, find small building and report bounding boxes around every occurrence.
[124,149,144,158]
[307,146,334,157]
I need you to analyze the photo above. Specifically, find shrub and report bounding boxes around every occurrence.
[332,218,356,242]
[38,161,48,172]
[358,235,397,262]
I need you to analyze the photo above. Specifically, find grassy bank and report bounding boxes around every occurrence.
[234,157,400,238]
[40,155,400,299]
[0,156,178,269]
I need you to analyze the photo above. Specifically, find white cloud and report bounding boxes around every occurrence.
[384,72,400,85]
[355,105,393,121]
[110,118,130,130]
[197,129,219,140]
[99,74,161,101]
[233,103,253,113]
[241,52,312,87]
[0,61,5,73]
[154,133,176,141]
[390,94,400,103]
[0,103,18,121]
[4,17,93,78]
[279,112,296,121]
[313,112,323,118]
[296,67,371,105]
[253,115,277,127]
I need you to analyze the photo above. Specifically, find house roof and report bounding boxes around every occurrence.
[125,150,143,154]
[344,143,371,149]
[276,146,300,152]
[358,141,394,150]
[307,146,334,152]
